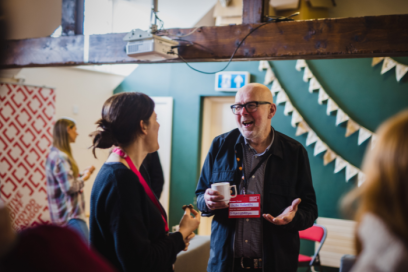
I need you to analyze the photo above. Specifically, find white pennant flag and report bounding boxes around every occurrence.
[276,91,288,105]
[324,149,337,165]
[318,88,329,104]
[264,67,276,85]
[371,57,384,67]
[306,131,318,146]
[358,172,366,187]
[327,99,339,115]
[296,59,307,71]
[346,163,359,181]
[271,80,283,96]
[303,66,313,82]
[308,77,321,93]
[314,139,328,156]
[336,109,349,126]
[284,101,294,116]
[371,134,378,150]
[296,121,310,136]
[381,57,397,74]
[358,127,372,145]
[291,110,303,127]
[258,60,269,71]
[396,63,408,82]
[334,157,347,173]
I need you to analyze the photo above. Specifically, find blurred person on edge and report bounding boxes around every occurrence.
[45,118,95,243]
[342,110,408,272]
[89,92,200,272]
[196,83,318,272]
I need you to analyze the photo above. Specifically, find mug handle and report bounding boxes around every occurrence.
[230,185,237,198]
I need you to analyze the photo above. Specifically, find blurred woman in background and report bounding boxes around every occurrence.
[343,109,408,272]
[89,92,200,272]
[45,118,95,243]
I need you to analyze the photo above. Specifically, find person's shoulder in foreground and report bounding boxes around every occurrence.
[0,224,117,272]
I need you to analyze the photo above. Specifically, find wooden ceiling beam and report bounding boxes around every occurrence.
[62,0,85,36]
[242,0,268,24]
[2,14,408,68]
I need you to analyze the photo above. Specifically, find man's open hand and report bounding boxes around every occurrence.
[263,198,301,225]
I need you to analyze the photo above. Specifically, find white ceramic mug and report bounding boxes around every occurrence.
[211,182,237,204]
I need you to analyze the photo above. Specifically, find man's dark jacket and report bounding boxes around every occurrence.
[195,128,318,272]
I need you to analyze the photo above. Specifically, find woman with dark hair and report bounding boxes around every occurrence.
[45,118,95,243]
[89,92,200,272]
[342,110,408,272]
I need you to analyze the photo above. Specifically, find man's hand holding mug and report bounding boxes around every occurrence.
[204,182,236,210]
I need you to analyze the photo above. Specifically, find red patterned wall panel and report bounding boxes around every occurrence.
[0,83,55,230]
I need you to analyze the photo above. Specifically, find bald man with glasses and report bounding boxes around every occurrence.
[196,83,317,272]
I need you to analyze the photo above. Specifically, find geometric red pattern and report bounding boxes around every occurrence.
[0,83,55,230]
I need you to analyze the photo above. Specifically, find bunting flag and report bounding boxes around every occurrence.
[295,59,376,147]
[372,57,408,82]
[260,61,365,185]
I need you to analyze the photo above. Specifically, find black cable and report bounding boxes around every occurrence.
[177,22,270,74]
[176,13,298,75]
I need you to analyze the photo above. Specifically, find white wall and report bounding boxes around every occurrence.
[328,0,408,18]
[15,67,125,219]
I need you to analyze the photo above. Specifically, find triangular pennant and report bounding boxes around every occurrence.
[381,57,397,74]
[276,91,288,105]
[284,101,294,116]
[370,134,378,150]
[308,77,321,93]
[371,57,384,67]
[358,127,372,145]
[346,119,360,137]
[296,121,310,136]
[271,79,283,95]
[346,163,359,181]
[296,59,307,71]
[291,110,303,127]
[258,60,269,71]
[306,130,318,146]
[396,63,408,82]
[358,172,366,187]
[264,67,276,85]
[323,149,337,165]
[314,139,328,156]
[334,157,347,173]
[336,109,349,126]
[303,66,313,82]
[327,99,339,115]
[318,88,329,105]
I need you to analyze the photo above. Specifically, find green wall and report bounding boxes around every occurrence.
[114,58,408,230]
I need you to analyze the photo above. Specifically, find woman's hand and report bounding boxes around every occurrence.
[183,232,195,251]
[82,166,95,181]
[178,208,200,240]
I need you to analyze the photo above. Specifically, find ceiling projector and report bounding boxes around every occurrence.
[123,29,179,61]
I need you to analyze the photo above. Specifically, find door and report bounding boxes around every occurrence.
[151,97,173,215]
[199,96,236,235]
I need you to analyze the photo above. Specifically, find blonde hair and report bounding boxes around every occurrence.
[342,109,408,251]
[53,118,79,178]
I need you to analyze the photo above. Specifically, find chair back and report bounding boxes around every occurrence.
[299,224,326,243]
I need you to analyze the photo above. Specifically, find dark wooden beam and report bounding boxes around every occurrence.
[62,0,84,36]
[2,14,408,68]
[242,0,267,24]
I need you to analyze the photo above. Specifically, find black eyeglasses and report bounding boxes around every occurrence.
[230,101,271,115]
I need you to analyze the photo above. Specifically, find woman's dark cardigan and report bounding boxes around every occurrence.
[90,163,185,272]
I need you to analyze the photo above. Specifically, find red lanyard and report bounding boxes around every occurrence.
[112,147,169,232]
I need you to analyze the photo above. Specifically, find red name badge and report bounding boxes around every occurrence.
[228,194,261,218]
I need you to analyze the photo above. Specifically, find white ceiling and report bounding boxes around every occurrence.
[3,0,218,40]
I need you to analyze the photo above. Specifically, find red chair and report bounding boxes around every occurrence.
[298,224,327,272]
